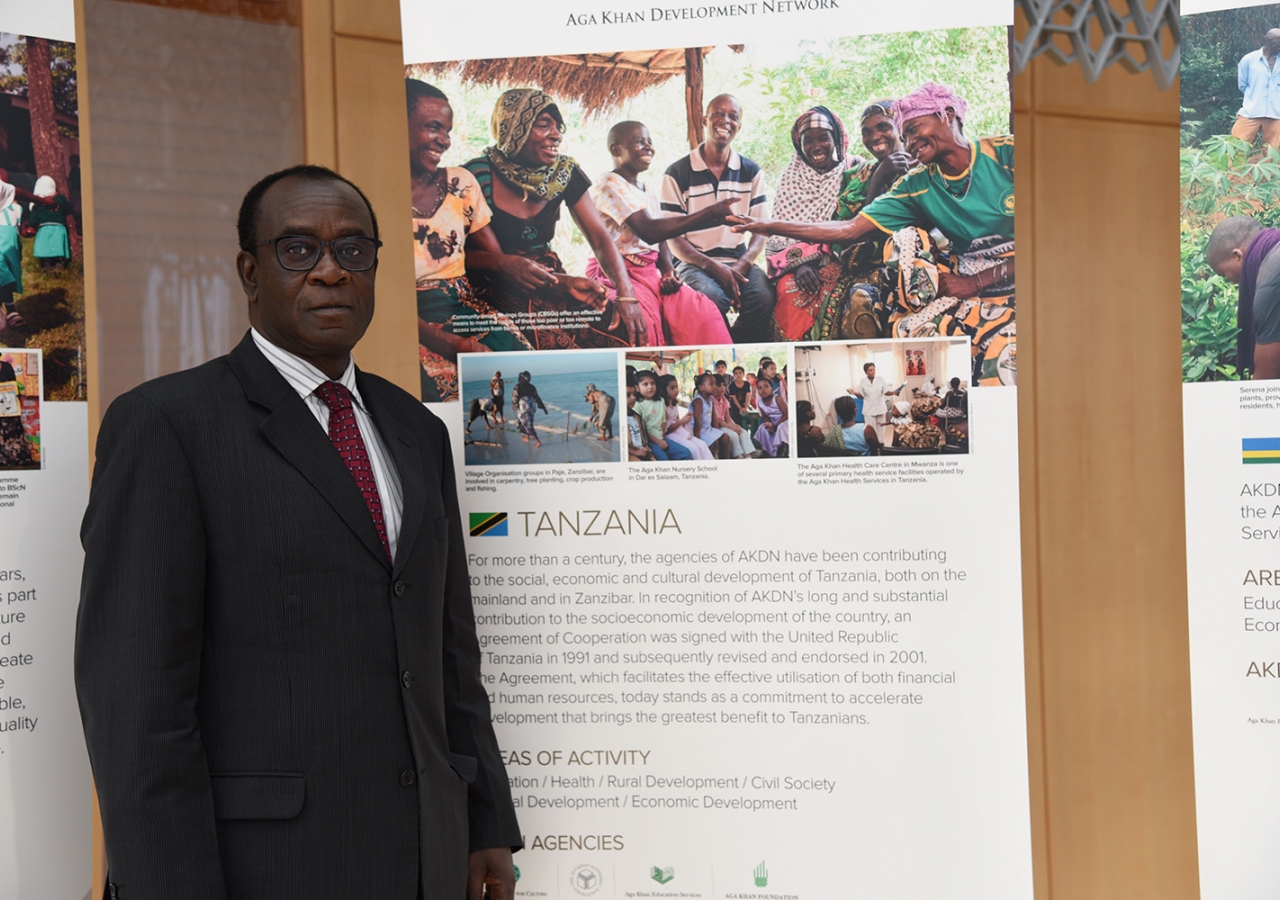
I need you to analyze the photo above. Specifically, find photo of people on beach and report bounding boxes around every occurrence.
[793,337,970,457]
[403,26,1013,400]
[0,348,41,469]
[460,350,619,465]
[624,345,789,461]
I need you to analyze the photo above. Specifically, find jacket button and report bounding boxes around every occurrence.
[402,670,413,688]
[400,769,416,786]
[394,581,406,597]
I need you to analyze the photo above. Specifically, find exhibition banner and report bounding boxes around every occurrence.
[0,2,92,898]
[1180,1,1280,896]
[400,0,1030,896]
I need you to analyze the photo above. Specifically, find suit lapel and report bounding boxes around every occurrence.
[228,334,391,570]
[358,372,428,577]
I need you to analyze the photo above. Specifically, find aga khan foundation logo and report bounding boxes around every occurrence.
[651,865,674,884]
[754,861,769,887]
[570,863,603,896]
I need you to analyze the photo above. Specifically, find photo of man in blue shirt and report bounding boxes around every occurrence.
[1232,28,1280,149]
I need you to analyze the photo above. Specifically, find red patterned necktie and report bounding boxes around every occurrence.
[314,381,391,561]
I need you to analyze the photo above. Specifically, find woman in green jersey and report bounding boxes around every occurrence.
[731,82,1016,386]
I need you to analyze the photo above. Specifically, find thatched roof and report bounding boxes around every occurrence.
[624,348,698,365]
[412,48,732,118]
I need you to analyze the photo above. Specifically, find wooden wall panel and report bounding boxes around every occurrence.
[301,0,337,168]
[1023,60,1198,900]
[1033,57,1180,126]
[73,5,106,892]
[332,34,418,393]
[1013,61,1050,900]
[333,0,400,42]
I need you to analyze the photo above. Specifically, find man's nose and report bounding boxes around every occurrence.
[307,246,350,283]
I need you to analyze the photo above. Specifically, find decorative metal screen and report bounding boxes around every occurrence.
[1014,0,1180,90]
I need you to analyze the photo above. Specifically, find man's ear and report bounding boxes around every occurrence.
[236,249,259,303]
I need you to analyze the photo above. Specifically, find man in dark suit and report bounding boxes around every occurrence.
[75,165,519,900]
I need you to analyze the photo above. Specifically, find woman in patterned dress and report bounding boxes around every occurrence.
[406,79,531,401]
[463,89,646,351]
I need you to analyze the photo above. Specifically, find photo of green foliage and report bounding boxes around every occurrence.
[1180,6,1280,382]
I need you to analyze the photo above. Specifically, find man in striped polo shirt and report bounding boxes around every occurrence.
[661,94,776,343]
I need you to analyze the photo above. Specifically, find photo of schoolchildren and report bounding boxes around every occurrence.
[625,345,789,460]
[794,337,970,456]
[460,351,619,465]
[0,349,41,469]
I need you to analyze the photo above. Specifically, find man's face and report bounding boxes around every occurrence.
[866,364,877,380]
[238,176,377,366]
[1210,247,1246,285]
[1265,29,1280,54]
[704,96,742,151]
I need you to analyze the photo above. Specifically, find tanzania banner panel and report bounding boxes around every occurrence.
[399,1,1030,896]
[1181,1,1280,896]
[0,3,92,898]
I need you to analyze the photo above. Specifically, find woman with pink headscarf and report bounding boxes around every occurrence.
[731,82,1017,386]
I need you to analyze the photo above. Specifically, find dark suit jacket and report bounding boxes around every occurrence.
[75,333,519,900]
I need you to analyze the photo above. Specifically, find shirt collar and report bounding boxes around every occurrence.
[691,145,741,173]
[250,328,366,411]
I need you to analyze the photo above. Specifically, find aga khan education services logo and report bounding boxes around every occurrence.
[570,863,603,896]
[469,511,508,537]
[651,865,674,884]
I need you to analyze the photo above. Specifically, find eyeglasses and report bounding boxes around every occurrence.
[255,235,382,272]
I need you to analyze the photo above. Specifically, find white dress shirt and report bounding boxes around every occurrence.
[251,328,404,559]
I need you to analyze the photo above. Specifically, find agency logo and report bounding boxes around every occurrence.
[1000,189,1014,215]
[513,865,520,883]
[651,865,674,884]
[753,861,768,888]
[469,511,508,536]
[570,863,603,896]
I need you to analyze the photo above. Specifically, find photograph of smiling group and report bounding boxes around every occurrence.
[403,26,1014,402]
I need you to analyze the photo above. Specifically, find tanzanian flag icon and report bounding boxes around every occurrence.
[469,512,508,536]
[1242,438,1280,464]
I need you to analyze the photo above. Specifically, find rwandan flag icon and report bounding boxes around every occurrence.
[1242,438,1280,464]
[469,512,508,536]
